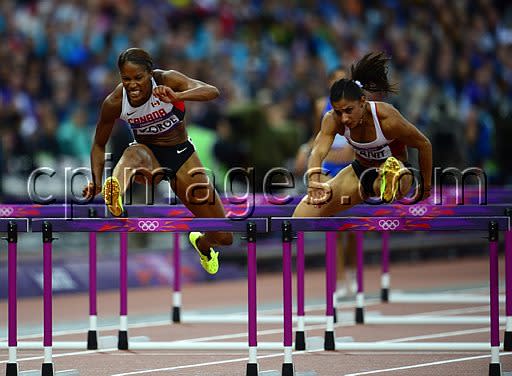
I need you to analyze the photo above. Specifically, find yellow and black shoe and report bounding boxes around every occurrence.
[102,176,124,217]
[379,156,402,202]
[189,232,219,275]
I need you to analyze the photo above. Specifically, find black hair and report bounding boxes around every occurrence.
[329,52,397,103]
[117,48,154,72]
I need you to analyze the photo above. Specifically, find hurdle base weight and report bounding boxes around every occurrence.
[87,330,98,350]
[172,306,180,323]
[281,363,294,376]
[488,363,501,376]
[6,363,18,376]
[41,363,53,376]
[324,331,335,351]
[295,331,305,351]
[355,307,364,324]
[504,331,512,351]
[246,363,258,376]
[380,288,389,302]
[118,331,128,350]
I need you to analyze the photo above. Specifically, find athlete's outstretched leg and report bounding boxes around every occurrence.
[172,152,233,274]
[103,144,159,216]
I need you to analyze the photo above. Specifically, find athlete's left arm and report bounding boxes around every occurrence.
[153,70,220,103]
[380,103,432,195]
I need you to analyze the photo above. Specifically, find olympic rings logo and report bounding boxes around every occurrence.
[0,207,14,217]
[378,219,400,230]
[408,205,428,216]
[137,220,160,231]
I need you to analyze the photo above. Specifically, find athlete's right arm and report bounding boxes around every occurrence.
[307,112,336,181]
[84,87,122,198]
[306,112,336,205]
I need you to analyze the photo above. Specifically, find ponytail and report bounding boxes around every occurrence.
[330,52,397,103]
[351,52,397,94]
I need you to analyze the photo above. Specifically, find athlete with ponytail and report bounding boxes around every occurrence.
[82,47,232,274]
[294,52,432,217]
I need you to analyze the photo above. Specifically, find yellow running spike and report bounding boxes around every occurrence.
[189,232,219,275]
[102,176,124,217]
[379,157,401,202]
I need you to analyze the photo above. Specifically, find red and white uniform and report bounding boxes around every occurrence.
[344,101,395,161]
[120,78,185,138]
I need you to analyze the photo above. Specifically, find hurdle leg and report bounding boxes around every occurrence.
[246,223,259,376]
[42,222,54,376]
[488,221,502,376]
[380,232,390,302]
[118,233,129,350]
[295,232,306,351]
[324,232,336,351]
[504,208,512,351]
[172,233,181,323]
[331,234,337,323]
[6,222,18,376]
[282,222,295,376]
[355,232,364,324]
[87,231,98,350]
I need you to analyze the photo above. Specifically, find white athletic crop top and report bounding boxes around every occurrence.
[119,78,185,137]
[344,101,394,161]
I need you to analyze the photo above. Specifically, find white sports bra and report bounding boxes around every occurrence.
[344,101,394,161]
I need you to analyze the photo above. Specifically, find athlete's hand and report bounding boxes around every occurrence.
[306,181,332,207]
[420,186,431,201]
[83,182,101,199]
[153,85,182,103]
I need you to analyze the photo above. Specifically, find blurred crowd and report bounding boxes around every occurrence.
[0,0,511,199]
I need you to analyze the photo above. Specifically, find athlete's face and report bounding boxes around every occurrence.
[119,62,152,105]
[331,97,365,129]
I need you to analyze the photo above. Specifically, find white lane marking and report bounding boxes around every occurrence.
[378,326,502,343]
[110,350,323,376]
[343,352,512,375]
[0,349,117,364]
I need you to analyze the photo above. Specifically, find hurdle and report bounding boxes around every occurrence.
[0,219,29,376]
[0,202,328,354]
[271,216,510,376]
[339,204,512,351]
[30,217,317,376]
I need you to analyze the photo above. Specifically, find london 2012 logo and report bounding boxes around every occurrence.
[137,220,160,231]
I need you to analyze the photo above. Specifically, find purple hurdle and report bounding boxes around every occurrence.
[295,232,306,351]
[380,231,390,302]
[282,221,294,376]
[355,232,364,324]
[42,221,54,376]
[87,208,98,350]
[489,221,501,376]
[324,232,336,350]
[172,233,181,323]
[119,232,129,350]
[6,222,18,376]
[505,208,512,351]
[246,222,259,376]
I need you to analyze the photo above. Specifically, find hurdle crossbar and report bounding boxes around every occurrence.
[30,217,269,232]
